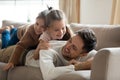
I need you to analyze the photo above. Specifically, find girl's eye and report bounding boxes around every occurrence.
[55,29,59,31]
[36,23,39,26]
[62,27,65,30]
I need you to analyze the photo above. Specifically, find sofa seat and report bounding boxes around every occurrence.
[55,70,91,80]
[8,66,43,80]
[0,62,90,80]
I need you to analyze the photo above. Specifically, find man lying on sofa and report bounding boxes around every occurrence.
[38,28,97,80]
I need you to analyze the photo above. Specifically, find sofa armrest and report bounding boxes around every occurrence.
[91,47,120,80]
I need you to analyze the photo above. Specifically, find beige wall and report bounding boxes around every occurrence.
[80,0,112,24]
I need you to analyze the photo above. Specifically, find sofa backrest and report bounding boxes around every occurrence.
[2,20,29,28]
[1,20,120,50]
[70,23,120,50]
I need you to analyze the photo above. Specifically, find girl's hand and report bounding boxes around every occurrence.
[3,63,14,71]
[38,39,50,50]
[33,40,50,60]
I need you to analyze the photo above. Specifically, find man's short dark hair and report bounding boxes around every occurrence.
[76,28,97,53]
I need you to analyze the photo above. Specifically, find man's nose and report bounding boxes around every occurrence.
[66,44,72,50]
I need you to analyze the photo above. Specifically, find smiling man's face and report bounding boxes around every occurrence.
[62,34,85,61]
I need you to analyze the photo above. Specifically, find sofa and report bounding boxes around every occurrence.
[0,20,120,80]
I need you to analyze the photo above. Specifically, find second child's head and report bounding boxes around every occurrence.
[34,8,52,35]
[45,10,67,40]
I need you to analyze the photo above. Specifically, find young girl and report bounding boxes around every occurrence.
[3,8,52,70]
[0,10,48,48]
[25,9,74,67]
[34,9,74,59]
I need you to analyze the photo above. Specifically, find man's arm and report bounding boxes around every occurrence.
[69,57,94,70]
[69,49,97,70]
[39,49,75,80]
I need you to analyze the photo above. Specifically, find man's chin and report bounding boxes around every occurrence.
[62,47,71,61]
[63,55,71,61]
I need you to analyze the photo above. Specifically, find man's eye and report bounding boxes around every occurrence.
[72,45,77,50]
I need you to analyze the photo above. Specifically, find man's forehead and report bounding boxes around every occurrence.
[72,35,83,49]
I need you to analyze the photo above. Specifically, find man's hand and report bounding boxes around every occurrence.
[69,58,93,70]
[3,63,14,71]
[69,59,80,65]
[69,59,82,71]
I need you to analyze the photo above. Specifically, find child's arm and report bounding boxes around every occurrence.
[33,40,50,60]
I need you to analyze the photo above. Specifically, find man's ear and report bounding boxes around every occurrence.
[80,50,88,57]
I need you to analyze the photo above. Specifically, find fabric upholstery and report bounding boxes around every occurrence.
[0,20,29,39]
[2,20,28,28]
[91,47,120,80]
[0,62,7,80]
[8,66,43,80]
[70,23,120,50]
[55,70,91,80]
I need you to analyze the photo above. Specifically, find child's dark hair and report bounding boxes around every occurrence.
[45,9,67,27]
[76,28,97,53]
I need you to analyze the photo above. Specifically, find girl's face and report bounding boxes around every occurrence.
[34,18,45,35]
[47,20,66,40]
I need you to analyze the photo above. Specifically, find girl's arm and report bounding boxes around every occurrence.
[33,40,50,60]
